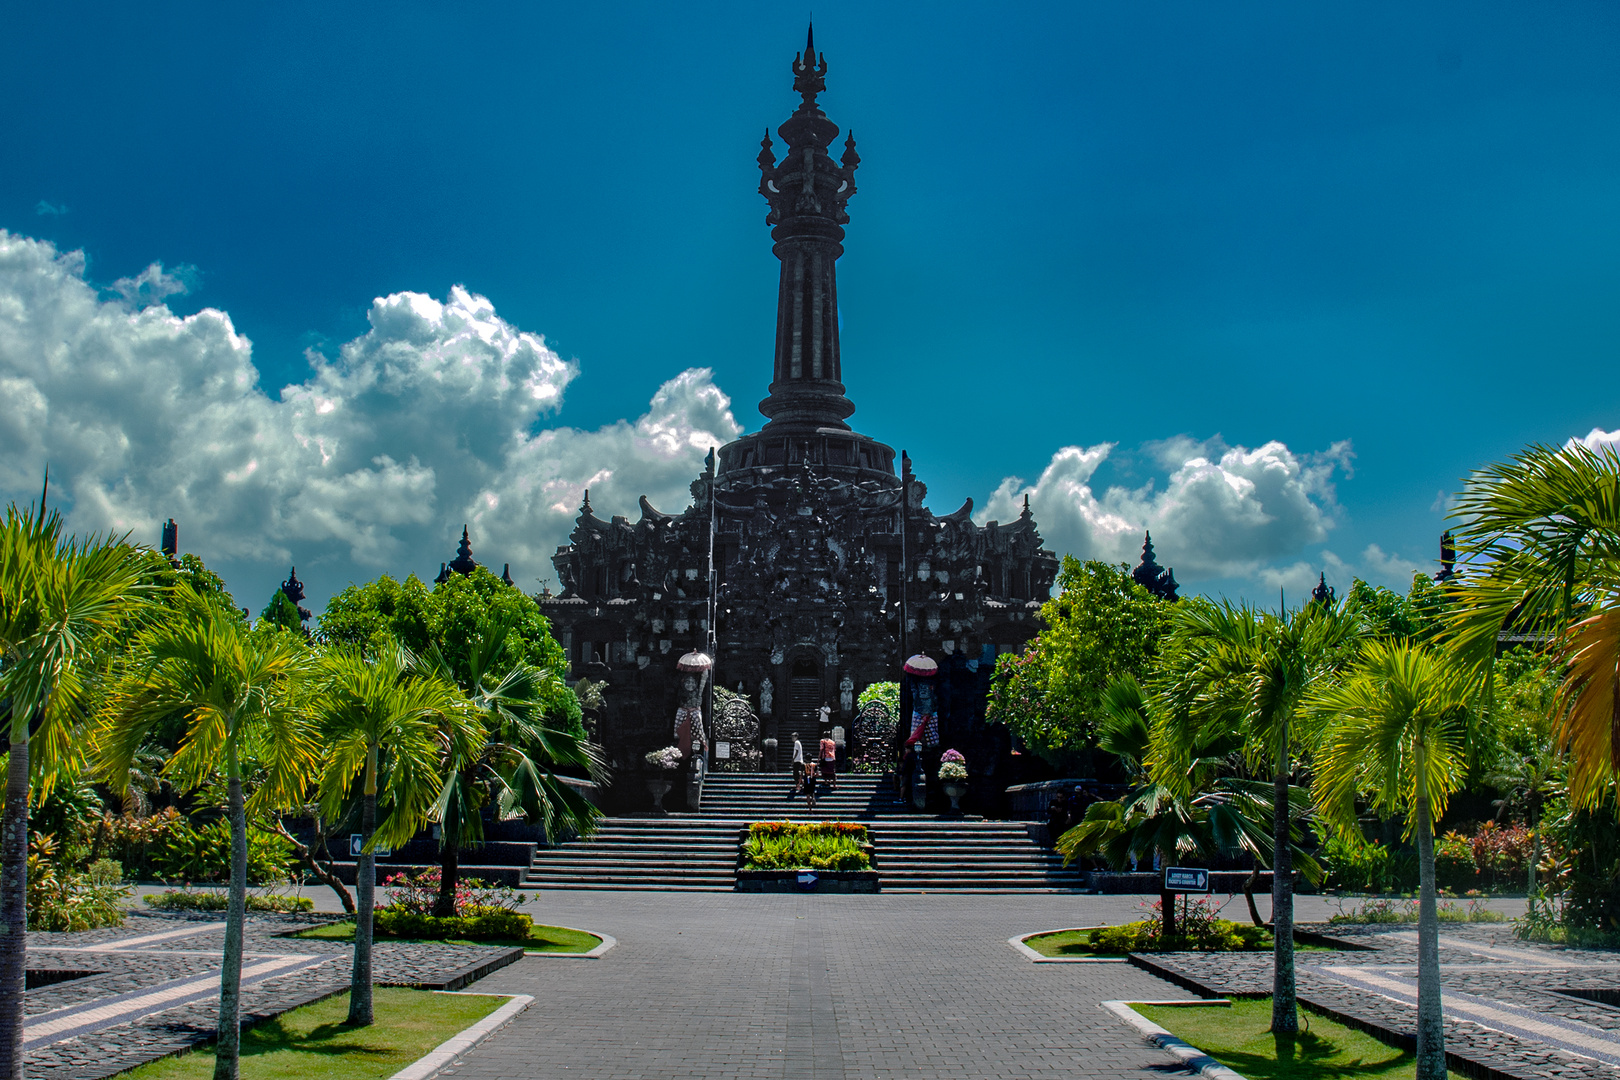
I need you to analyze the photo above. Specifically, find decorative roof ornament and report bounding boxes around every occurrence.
[280,567,313,622]
[1131,531,1180,602]
[1311,572,1337,608]
[161,518,179,562]
[501,563,516,587]
[448,526,479,576]
[1435,530,1456,582]
[434,563,450,585]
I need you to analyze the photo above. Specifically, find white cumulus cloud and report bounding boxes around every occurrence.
[1575,427,1620,451]
[979,435,1351,580]
[0,230,739,600]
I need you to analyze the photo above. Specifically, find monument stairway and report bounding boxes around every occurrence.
[520,773,1087,893]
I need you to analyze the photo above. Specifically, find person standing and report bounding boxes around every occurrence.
[791,735,806,795]
[819,733,839,793]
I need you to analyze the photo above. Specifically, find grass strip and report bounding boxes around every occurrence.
[293,919,601,953]
[1135,999,1465,1080]
[120,987,504,1079]
[1023,928,1335,957]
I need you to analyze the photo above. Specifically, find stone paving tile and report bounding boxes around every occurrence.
[444,892,1200,1080]
[1139,922,1620,1080]
[22,911,527,1080]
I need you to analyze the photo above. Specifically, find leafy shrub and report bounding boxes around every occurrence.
[1330,896,1506,924]
[27,834,128,932]
[743,821,872,872]
[86,859,123,886]
[86,810,296,885]
[1085,906,1270,954]
[383,869,518,916]
[1471,822,1532,887]
[856,682,899,717]
[1434,831,1476,891]
[1320,832,1394,892]
[142,891,314,912]
[373,906,533,941]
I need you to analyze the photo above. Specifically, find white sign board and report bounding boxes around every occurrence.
[350,834,391,859]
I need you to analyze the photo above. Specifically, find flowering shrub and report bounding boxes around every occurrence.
[1085,898,1270,953]
[383,868,519,916]
[940,749,965,763]
[373,907,533,941]
[743,821,872,872]
[939,761,967,781]
[143,891,313,913]
[1434,831,1476,890]
[1330,896,1507,924]
[645,746,683,770]
[1471,822,1533,886]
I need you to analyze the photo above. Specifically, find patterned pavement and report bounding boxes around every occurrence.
[442,891,1201,1080]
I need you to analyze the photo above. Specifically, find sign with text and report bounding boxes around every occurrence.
[1164,866,1210,893]
[350,835,391,859]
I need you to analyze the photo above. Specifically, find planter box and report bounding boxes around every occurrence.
[735,870,880,893]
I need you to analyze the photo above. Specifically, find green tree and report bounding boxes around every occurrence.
[319,568,581,737]
[988,558,1171,769]
[0,495,149,1080]
[258,590,304,635]
[97,590,313,1080]
[1343,573,1448,644]
[1311,642,1474,1080]
[1154,597,1359,1035]
[312,645,479,1026]
[1447,441,1620,805]
[428,622,603,916]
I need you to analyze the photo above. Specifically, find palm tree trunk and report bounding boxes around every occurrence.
[1160,887,1176,938]
[0,723,32,1080]
[1244,870,1265,927]
[348,746,377,1027]
[1414,792,1446,1080]
[1270,739,1297,1036]
[212,739,247,1080]
[434,834,460,919]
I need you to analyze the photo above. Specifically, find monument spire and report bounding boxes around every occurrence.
[756,25,860,433]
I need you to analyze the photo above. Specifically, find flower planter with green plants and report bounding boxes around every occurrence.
[736,821,879,892]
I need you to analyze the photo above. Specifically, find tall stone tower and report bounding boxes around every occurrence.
[543,30,1058,800]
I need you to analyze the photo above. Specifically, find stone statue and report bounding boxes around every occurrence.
[759,677,774,716]
[839,673,854,716]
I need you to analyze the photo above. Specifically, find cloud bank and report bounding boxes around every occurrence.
[0,231,739,594]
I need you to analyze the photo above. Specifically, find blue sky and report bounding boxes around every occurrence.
[2,2,1618,612]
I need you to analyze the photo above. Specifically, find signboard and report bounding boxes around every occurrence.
[715,741,731,759]
[1163,866,1210,893]
[350,835,391,859]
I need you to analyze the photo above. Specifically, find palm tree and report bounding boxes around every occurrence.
[312,645,479,1026]
[0,491,148,1080]
[98,602,307,1071]
[1155,597,1359,1035]
[1448,440,1620,805]
[1058,676,1320,936]
[1311,641,1473,1080]
[428,624,603,917]
[97,589,313,1080]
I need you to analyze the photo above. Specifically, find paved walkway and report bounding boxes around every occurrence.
[444,892,1200,1080]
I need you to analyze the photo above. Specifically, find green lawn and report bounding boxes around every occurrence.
[1135,999,1465,1080]
[121,988,505,1080]
[1023,928,1334,958]
[292,919,601,953]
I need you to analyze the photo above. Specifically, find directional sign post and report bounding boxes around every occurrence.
[1163,866,1210,893]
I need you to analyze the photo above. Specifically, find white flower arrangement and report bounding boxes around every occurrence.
[645,746,683,770]
[938,760,968,782]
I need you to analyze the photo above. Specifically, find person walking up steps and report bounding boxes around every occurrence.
[819,730,839,793]
[791,735,806,795]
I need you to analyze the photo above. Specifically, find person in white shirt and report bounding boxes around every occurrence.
[791,736,806,794]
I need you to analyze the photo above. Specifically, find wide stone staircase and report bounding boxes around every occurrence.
[519,773,1087,893]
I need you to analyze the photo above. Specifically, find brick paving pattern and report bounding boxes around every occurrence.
[443,892,1196,1080]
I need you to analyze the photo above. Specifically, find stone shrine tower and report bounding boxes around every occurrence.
[543,30,1058,789]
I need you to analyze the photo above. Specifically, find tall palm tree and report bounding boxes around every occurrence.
[0,492,148,1080]
[1448,440,1620,805]
[428,625,603,917]
[97,590,314,1080]
[312,645,479,1026]
[1155,597,1359,1035]
[1311,641,1473,1080]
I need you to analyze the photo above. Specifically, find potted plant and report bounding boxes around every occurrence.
[644,746,682,813]
[939,750,969,813]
